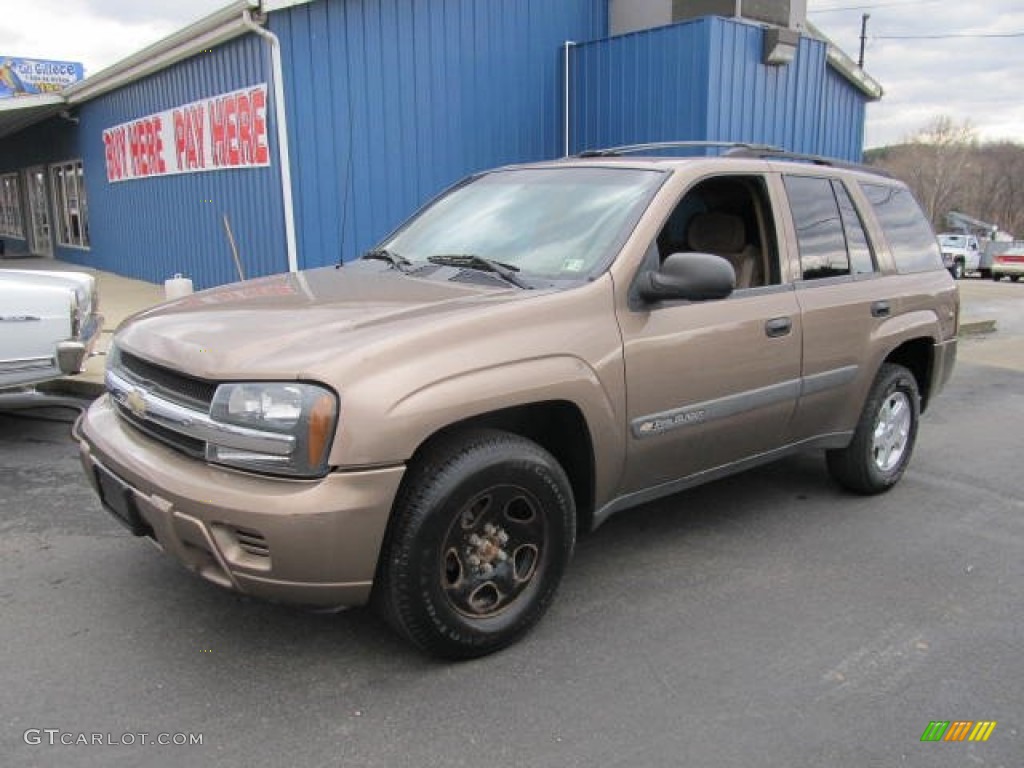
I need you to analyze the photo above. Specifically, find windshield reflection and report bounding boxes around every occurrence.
[382,167,664,280]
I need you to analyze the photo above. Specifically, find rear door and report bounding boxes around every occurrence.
[780,173,893,441]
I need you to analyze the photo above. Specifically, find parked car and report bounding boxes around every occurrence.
[75,144,958,658]
[990,243,1024,282]
[0,269,103,391]
[938,233,981,279]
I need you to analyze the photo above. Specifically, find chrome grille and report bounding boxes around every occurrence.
[108,350,214,459]
[119,349,217,409]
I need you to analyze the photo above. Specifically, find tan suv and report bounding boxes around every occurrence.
[76,144,958,658]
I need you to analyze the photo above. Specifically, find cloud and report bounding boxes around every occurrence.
[809,0,1024,146]
[0,0,228,75]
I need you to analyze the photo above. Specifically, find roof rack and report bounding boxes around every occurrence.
[575,141,780,158]
[723,147,891,177]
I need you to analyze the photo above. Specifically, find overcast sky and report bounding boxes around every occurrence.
[1,0,1021,149]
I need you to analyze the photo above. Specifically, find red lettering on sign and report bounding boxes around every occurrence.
[237,93,252,165]
[191,105,206,169]
[173,110,186,171]
[129,123,141,177]
[103,131,118,181]
[225,95,239,166]
[153,116,166,174]
[210,99,226,167]
[251,87,268,164]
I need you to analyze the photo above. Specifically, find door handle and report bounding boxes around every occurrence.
[871,300,891,318]
[765,317,792,337]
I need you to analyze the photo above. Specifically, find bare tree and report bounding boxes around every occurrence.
[867,116,1024,238]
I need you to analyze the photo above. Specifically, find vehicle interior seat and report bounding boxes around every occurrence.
[686,211,762,289]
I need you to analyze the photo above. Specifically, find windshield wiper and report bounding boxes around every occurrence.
[427,254,529,289]
[362,248,412,272]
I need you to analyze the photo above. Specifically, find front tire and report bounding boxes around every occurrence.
[952,260,965,280]
[827,363,920,495]
[374,429,575,659]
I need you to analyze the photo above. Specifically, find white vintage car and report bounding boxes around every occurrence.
[0,269,103,391]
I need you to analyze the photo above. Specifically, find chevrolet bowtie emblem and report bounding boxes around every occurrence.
[125,388,147,419]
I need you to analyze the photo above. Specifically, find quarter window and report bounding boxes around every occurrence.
[860,183,942,273]
[50,160,90,249]
[833,181,875,275]
[784,175,849,280]
[0,173,24,239]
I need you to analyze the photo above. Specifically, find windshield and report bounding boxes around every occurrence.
[380,167,664,281]
[939,235,967,247]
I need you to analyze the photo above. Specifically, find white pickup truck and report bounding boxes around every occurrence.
[938,233,981,279]
[0,269,103,391]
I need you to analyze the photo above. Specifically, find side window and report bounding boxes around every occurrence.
[833,181,875,275]
[655,175,779,290]
[860,183,943,273]
[783,175,849,280]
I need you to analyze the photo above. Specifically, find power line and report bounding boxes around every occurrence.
[873,31,1024,39]
[810,0,942,14]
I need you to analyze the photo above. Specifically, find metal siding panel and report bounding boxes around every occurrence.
[572,16,864,161]
[572,19,711,152]
[821,67,865,162]
[705,18,836,155]
[271,0,607,268]
[72,34,284,288]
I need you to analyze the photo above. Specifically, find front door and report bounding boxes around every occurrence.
[25,166,52,257]
[616,173,803,497]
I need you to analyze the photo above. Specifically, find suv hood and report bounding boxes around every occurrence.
[115,263,539,379]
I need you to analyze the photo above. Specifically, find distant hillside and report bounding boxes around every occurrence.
[863,141,1024,237]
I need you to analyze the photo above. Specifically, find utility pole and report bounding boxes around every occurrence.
[858,13,870,68]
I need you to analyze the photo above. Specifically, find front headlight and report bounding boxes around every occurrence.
[207,382,339,477]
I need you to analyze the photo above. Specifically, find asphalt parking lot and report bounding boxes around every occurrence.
[2,281,1022,768]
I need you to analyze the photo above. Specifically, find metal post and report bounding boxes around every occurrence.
[858,13,870,68]
[563,41,575,157]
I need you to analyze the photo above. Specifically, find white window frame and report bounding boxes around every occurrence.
[0,172,25,239]
[50,159,90,250]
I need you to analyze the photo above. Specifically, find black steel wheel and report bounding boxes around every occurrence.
[373,429,575,659]
[826,363,920,495]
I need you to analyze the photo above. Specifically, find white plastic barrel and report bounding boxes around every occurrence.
[164,273,194,300]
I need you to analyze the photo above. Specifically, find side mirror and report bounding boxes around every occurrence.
[637,252,735,303]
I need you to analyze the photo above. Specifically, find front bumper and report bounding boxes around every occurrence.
[58,311,104,374]
[76,395,405,608]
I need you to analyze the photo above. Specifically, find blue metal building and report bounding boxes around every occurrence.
[0,0,881,289]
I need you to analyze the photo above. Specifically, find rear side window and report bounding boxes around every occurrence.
[834,182,875,275]
[783,175,849,280]
[860,183,943,273]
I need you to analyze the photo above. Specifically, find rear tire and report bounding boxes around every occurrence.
[827,363,920,495]
[1012,275,1021,283]
[373,429,575,659]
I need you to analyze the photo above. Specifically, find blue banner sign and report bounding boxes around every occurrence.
[0,57,84,98]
